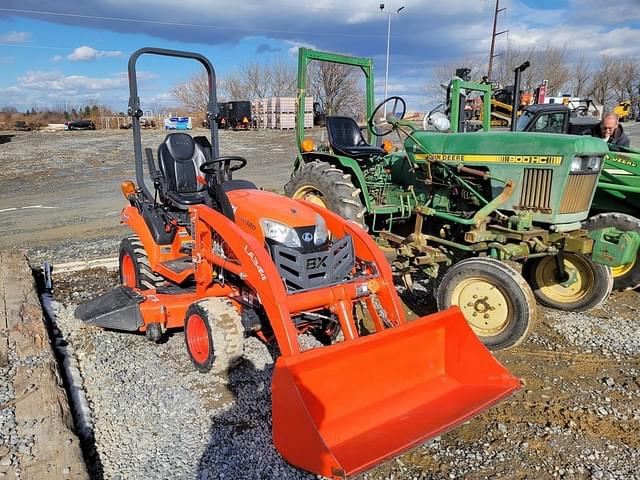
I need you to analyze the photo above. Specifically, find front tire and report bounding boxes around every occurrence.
[284,160,367,229]
[184,298,244,373]
[437,257,536,350]
[522,252,613,311]
[585,213,640,290]
[118,235,166,290]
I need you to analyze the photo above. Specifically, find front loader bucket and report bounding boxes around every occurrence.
[272,307,521,479]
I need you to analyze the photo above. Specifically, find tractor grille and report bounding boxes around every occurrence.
[271,235,355,292]
[559,173,598,214]
[519,168,552,212]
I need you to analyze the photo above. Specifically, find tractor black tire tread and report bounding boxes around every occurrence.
[188,298,244,374]
[585,212,640,290]
[437,257,537,351]
[284,160,368,229]
[119,235,167,289]
[522,253,613,312]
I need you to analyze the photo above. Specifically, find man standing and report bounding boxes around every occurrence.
[590,112,631,147]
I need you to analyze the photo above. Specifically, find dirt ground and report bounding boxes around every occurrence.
[0,127,308,252]
[1,123,640,479]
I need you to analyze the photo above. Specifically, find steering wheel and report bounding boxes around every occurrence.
[200,156,247,182]
[573,105,588,116]
[422,103,445,130]
[368,96,406,137]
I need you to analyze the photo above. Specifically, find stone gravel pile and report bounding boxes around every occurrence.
[54,300,315,480]
[0,342,17,478]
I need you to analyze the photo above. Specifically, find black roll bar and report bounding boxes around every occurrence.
[127,47,219,201]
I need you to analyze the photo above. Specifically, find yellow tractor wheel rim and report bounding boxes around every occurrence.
[292,185,327,208]
[450,277,510,337]
[611,257,636,278]
[535,255,594,303]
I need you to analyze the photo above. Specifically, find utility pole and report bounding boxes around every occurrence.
[487,0,507,81]
[380,3,405,117]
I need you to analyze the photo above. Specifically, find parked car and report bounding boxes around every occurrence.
[13,121,31,131]
[65,120,96,131]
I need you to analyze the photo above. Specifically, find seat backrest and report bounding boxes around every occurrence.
[158,133,207,194]
[325,116,368,149]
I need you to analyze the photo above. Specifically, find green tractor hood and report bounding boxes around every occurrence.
[405,131,610,226]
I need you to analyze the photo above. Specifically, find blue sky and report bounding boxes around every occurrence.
[0,0,638,112]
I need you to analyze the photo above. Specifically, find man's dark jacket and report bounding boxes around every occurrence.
[589,123,631,147]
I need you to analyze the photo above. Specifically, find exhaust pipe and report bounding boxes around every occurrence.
[511,61,530,131]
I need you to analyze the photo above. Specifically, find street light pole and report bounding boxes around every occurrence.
[380,4,404,117]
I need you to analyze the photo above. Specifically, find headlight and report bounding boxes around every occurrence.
[571,156,603,173]
[314,214,328,246]
[570,157,583,172]
[585,156,602,172]
[260,219,301,247]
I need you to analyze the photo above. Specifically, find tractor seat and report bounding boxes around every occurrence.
[158,133,208,208]
[325,116,386,159]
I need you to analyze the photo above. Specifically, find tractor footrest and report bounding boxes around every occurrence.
[161,256,193,274]
[74,287,144,331]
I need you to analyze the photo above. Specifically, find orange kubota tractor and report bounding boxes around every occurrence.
[76,48,522,479]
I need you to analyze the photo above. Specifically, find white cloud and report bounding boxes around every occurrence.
[52,55,64,62]
[68,46,123,62]
[0,31,31,43]
[17,71,128,91]
[286,40,319,57]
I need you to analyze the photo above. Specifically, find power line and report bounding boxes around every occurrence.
[0,7,386,39]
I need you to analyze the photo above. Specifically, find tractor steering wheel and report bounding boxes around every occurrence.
[368,96,406,137]
[200,156,247,181]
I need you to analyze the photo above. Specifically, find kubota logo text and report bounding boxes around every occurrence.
[244,245,267,280]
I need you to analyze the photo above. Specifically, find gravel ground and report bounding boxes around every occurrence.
[50,268,640,480]
[52,269,314,480]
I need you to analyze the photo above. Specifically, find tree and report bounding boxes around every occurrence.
[269,60,296,97]
[308,60,364,119]
[493,42,569,95]
[244,62,271,99]
[429,56,486,105]
[613,58,639,105]
[221,70,250,101]
[570,55,592,97]
[588,56,622,109]
[171,70,209,113]
[171,58,297,110]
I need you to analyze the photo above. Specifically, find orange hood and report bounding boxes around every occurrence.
[227,189,319,244]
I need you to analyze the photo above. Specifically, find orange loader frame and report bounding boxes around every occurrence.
[122,200,407,354]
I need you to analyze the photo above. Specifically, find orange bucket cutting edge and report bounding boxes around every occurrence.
[272,306,522,479]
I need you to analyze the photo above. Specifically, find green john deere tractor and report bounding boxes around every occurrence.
[285,48,640,350]
[447,73,640,291]
[513,102,640,290]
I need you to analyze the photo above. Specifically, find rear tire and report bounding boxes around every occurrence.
[119,235,167,290]
[184,298,244,373]
[284,160,367,229]
[437,257,536,351]
[522,252,613,311]
[585,213,640,290]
